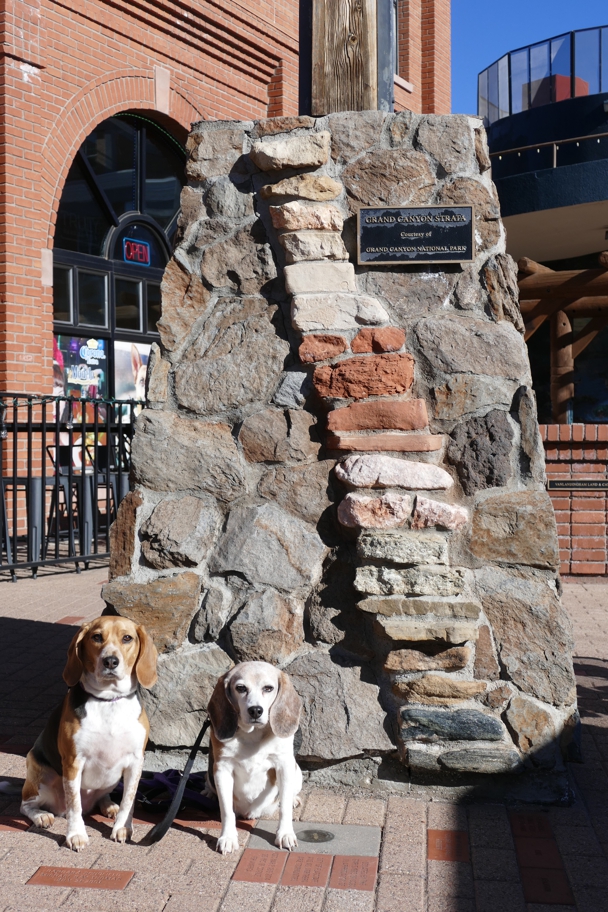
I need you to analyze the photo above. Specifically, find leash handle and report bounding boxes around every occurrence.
[146,716,211,843]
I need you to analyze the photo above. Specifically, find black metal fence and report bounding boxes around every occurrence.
[0,394,139,579]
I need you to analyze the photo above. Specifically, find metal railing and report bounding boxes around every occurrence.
[0,394,140,579]
[489,130,608,179]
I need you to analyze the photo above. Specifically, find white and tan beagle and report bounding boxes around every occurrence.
[205,661,303,855]
[21,616,158,851]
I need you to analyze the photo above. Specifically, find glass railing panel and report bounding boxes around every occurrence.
[530,41,551,108]
[488,61,499,124]
[602,28,608,91]
[574,28,600,96]
[498,55,510,119]
[478,69,489,121]
[510,48,530,114]
[551,34,571,101]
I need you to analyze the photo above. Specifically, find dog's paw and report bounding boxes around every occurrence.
[293,795,302,809]
[65,831,89,852]
[31,811,55,829]
[275,829,298,851]
[110,825,132,844]
[98,796,120,819]
[216,832,240,854]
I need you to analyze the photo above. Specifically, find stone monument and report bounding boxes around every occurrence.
[103,110,577,785]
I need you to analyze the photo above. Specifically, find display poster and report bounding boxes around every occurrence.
[53,334,108,399]
[114,340,150,402]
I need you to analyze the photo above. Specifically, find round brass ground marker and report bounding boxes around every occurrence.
[298,829,335,843]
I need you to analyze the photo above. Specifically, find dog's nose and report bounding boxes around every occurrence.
[248,705,263,720]
[103,656,119,670]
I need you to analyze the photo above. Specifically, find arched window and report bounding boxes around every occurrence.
[52,114,185,400]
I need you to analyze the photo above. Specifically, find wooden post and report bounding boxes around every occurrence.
[312,0,378,115]
[550,310,574,424]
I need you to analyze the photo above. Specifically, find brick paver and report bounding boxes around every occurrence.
[1,568,608,910]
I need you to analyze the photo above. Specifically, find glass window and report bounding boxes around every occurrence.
[78,271,107,327]
[510,48,529,113]
[54,158,112,256]
[112,222,168,269]
[487,62,499,124]
[498,55,510,119]
[478,70,489,121]
[53,266,72,323]
[602,28,608,91]
[144,131,184,229]
[575,28,600,96]
[82,118,137,216]
[551,34,571,101]
[147,284,161,334]
[115,278,142,331]
[530,41,550,108]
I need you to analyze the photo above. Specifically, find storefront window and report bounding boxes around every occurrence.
[52,114,185,399]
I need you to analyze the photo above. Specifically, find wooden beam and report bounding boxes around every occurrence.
[599,251,608,270]
[518,257,555,276]
[521,296,608,315]
[571,315,608,359]
[550,310,574,424]
[519,269,608,300]
[311,0,377,115]
[524,314,549,341]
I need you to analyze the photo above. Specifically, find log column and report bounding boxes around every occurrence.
[550,310,574,424]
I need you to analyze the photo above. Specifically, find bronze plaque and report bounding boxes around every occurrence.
[427,829,470,862]
[27,866,134,890]
[329,855,378,891]
[358,206,474,265]
[232,849,287,884]
[281,852,332,888]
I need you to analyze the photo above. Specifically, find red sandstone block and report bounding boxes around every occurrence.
[351,327,406,353]
[313,354,415,400]
[327,399,428,432]
[299,334,348,363]
[571,562,606,574]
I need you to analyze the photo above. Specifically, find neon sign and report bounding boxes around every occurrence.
[123,238,150,266]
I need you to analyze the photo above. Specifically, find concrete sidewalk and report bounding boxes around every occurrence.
[0,570,607,912]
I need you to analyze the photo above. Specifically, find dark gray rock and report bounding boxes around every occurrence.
[432,375,519,420]
[447,410,514,495]
[210,502,327,592]
[285,650,394,760]
[239,408,320,463]
[258,461,335,524]
[515,386,547,484]
[474,567,576,706]
[415,116,475,175]
[329,110,386,161]
[414,317,530,381]
[273,370,313,408]
[140,494,222,570]
[342,148,434,210]
[400,707,506,742]
[192,580,239,641]
[200,219,277,294]
[174,296,289,416]
[483,254,524,334]
[471,491,559,569]
[438,748,523,773]
[204,177,254,219]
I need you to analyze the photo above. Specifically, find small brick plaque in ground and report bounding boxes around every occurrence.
[232,849,287,884]
[281,852,332,887]
[519,867,576,904]
[427,829,470,862]
[27,867,134,889]
[0,815,30,832]
[329,856,378,891]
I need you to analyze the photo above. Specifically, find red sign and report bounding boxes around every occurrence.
[123,238,150,266]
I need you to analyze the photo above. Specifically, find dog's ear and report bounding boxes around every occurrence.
[131,343,143,378]
[269,671,302,738]
[63,623,91,687]
[207,673,238,742]
[135,626,158,688]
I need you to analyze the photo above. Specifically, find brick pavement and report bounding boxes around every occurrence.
[0,569,607,911]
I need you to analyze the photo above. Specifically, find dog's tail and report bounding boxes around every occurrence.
[146,716,211,843]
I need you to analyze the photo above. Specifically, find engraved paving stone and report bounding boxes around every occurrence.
[232,849,287,884]
[281,853,333,888]
[427,830,471,862]
[27,867,135,890]
[329,856,378,891]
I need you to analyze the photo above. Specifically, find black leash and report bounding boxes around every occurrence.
[146,716,211,843]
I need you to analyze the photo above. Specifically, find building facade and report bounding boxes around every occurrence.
[0,0,450,401]
[479,26,608,575]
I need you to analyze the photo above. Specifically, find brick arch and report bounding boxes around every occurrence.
[40,70,205,247]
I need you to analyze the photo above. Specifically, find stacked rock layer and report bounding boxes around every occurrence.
[103,111,577,779]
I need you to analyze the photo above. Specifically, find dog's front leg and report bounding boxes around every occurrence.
[275,760,297,851]
[111,755,143,844]
[64,760,88,851]
[215,766,239,854]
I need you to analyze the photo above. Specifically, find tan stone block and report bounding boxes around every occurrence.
[314,354,415,400]
[473,624,500,680]
[291,292,387,331]
[357,595,481,618]
[393,674,487,704]
[299,334,348,363]
[335,454,454,490]
[250,131,331,170]
[384,646,472,673]
[471,491,559,569]
[285,261,357,295]
[352,327,406,353]
[328,399,427,432]
[254,115,315,136]
[375,615,479,644]
[357,531,448,565]
[337,491,412,529]
[270,201,343,231]
[146,343,170,403]
[280,230,348,263]
[411,496,469,531]
[505,693,556,753]
[260,173,343,201]
[326,432,443,452]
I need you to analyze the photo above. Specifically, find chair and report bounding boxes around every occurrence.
[43,445,79,559]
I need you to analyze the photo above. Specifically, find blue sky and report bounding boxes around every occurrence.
[451,0,608,114]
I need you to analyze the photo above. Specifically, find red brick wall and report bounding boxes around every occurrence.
[0,0,300,395]
[540,424,608,577]
[397,0,450,115]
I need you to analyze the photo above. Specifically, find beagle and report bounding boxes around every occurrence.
[206,661,303,855]
[20,616,158,851]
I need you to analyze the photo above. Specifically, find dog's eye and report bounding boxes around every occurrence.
[235,685,247,694]
[91,634,103,643]
[262,686,274,693]
[122,635,133,643]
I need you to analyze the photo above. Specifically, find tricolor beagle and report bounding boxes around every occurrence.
[205,661,303,854]
[21,616,158,851]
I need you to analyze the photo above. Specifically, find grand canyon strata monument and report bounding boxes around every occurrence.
[103,110,578,786]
